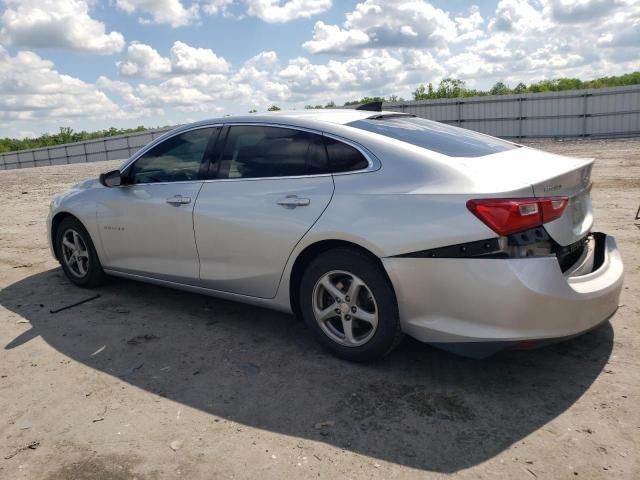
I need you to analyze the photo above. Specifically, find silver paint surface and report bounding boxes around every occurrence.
[48,110,624,345]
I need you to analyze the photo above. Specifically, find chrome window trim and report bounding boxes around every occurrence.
[201,122,380,183]
[321,131,381,174]
[221,121,322,135]
[117,179,205,187]
[118,121,381,185]
[201,174,332,184]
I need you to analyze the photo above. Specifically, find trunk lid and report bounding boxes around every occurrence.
[457,146,594,246]
[530,155,593,247]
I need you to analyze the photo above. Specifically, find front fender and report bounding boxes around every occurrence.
[48,185,106,265]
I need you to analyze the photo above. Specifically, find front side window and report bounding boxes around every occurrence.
[128,128,215,184]
[348,116,519,157]
[221,126,315,179]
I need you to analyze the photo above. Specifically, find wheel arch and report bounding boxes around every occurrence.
[288,239,394,318]
[50,211,88,261]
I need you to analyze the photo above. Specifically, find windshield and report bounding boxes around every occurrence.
[348,116,519,157]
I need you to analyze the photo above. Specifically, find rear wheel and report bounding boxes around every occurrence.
[300,248,403,362]
[55,217,106,288]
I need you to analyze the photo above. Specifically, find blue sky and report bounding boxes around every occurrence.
[0,0,638,138]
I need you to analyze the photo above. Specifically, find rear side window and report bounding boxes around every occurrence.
[348,116,518,157]
[217,126,371,178]
[324,137,369,172]
[221,125,312,179]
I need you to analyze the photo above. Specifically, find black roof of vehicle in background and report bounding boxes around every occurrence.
[356,101,383,112]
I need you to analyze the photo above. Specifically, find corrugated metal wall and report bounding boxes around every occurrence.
[0,128,172,170]
[1,85,639,170]
[384,85,640,139]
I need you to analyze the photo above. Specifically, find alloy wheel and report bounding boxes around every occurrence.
[311,270,378,347]
[61,228,90,278]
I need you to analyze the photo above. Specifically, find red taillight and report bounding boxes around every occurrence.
[466,197,568,236]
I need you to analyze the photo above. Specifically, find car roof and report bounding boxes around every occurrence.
[179,109,413,131]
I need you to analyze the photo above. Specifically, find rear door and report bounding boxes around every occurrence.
[193,125,334,298]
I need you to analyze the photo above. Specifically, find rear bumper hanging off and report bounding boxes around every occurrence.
[382,232,624,354]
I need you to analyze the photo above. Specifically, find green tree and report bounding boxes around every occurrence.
[267,105,281,111]
[513,82,528,94]
[387,94,404,103]
[489,81,511,96]
[436,78,467,98]
[412,84,428,100]
[0,125,149,154]
[409,71,640,100]
[343,96,385,106]
[556,78,583,90]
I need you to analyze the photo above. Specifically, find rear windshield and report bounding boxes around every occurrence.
[348,116,519,157]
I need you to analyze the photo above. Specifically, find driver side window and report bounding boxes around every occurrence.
[129,128,215,184]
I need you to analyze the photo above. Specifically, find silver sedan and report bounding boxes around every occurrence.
[47,109,624,361]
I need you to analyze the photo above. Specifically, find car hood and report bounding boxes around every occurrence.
[51,177,101,211]
[70,177,101,191]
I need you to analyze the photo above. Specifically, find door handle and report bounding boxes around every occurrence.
[166,195,191,206]
[276,195,311,208]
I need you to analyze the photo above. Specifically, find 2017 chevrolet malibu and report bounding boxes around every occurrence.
[47,109,624,361]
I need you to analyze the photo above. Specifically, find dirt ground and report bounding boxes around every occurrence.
[0,138,638,480]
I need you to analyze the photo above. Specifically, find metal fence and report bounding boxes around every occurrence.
[0,127,172,171]
[384,84,640,139]
[1,85,639,170]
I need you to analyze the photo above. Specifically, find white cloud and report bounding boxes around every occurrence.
[277,50,444,101]
[465,0,640,86]
[456,6,484,33]
[115,0,198,27]
[303,22,369,54]
[201,0,234,15]
[303,0,457,54]
[245,0,332,23]
[0,47,121,122]
[117,41,230,78]
[0,0,124,55]
[96,76,135,96]
[543,0,625,23]
[6,0,640,137]
[244,50,280,70]
[454,6,484,42]
[489,0,549,32]
[117,42,172,78]
[597,22,640,48]
[170,41,231,73]
[108,46,445,116]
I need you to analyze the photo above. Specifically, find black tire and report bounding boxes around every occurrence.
[55,216,107,288]
[299,247,403,362]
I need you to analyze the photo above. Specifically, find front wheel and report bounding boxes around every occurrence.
[299,248,403,362]
[55,216,106,288]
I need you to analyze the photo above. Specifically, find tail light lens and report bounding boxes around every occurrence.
[466,197,569,236]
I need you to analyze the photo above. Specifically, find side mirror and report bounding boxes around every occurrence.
[99,169,122,187]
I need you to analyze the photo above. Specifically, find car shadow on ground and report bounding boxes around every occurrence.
[1,268,613,473]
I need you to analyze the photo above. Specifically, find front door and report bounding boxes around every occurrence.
[97,126,219,282]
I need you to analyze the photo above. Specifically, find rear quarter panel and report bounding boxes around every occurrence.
[298,131,534,258]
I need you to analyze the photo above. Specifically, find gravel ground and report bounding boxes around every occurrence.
[0,138,638,480]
